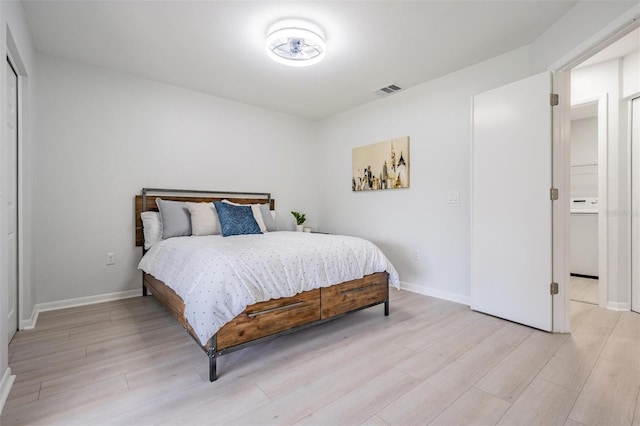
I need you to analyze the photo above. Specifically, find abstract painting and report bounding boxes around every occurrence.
[352,136,410,191]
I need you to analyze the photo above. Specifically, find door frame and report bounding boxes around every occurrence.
[6,29,27,333]
[550,7,639,331]
[629,96,640,313]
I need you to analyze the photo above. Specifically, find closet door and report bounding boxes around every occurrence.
[6,57,18,341]
[471,72,553,331]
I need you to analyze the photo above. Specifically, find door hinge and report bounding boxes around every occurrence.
[550,188,559,200]
[550,282,559,295]
[550,93,559,106]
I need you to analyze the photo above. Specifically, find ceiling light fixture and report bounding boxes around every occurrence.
[266,20,326,67]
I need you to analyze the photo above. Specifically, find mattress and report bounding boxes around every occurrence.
[138,231,399,344]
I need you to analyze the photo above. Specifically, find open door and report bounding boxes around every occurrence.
[471,72,554,331]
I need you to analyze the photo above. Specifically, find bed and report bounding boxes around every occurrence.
[135,188,399,381]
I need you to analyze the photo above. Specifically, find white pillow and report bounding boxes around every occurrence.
[221,199,268,233]
[186,202,221,236]
[141,211,162,250]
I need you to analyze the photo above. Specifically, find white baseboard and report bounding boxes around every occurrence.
[20,306,39,330]
[607,301,630,311]
[399,281,470,306]
[0,368,15,413]
[21,289,141,330]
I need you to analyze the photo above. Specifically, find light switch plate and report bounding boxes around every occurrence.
[447,191,460,204]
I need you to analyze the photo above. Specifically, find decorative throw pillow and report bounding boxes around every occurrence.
[221,199,268,232]
[213,201,262,237]
[140,211,162,249]
[156,198,192,239]
[259,203,278,231]
[186,201,221,236]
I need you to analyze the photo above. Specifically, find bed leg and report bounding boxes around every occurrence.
[384,300,389,316]
[142,272,148,296]
[208,335,218,382]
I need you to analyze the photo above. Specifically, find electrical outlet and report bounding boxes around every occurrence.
[447,191,460,204]
[412,249,420,261]
[106,252,116,265]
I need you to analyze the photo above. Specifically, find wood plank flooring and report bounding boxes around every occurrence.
[570,276,599,305]
[2,290,639,425]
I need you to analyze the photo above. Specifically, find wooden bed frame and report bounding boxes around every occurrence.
[135,188,390,381]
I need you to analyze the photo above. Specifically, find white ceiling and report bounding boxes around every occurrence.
[23,0,579,120]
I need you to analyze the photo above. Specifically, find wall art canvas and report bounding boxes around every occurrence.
[352,136,410,191]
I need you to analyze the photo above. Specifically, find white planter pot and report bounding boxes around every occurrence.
[296,225,304,232]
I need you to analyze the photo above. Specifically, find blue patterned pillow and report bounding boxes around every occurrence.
[213,201,263,237]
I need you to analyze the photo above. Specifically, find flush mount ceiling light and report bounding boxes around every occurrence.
[266,20,326,67]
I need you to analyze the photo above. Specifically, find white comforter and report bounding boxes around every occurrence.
[138,231,399,345]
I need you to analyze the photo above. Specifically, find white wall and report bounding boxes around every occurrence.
[622,49,639,98]
[570,117,598,197]
[0,0,36,409]
[34,54,318,305]
[316,47,531,303]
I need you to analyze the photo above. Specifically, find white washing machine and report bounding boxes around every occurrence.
[570,197,599,277]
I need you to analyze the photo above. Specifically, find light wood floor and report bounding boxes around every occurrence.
[571,276,599,305]
[2,290,639,425]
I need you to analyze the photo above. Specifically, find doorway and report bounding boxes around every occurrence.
[563,26,639,319]
[550,13,640,330]
[569,100,601,306]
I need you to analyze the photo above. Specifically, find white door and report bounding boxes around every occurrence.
[632,96,640,314]
[471,72,553,331]
[7,58,18,341]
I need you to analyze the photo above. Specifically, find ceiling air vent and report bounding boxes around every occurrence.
[375,83,403,97]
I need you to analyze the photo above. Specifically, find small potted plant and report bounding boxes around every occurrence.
[291,211,306,232]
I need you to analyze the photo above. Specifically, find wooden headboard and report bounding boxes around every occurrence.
[135,188,274,247]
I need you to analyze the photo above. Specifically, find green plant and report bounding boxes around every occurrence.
[291,211,306,225]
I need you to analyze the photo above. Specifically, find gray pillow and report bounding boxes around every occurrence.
[156,198,191,239]
[259,203,278,231]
